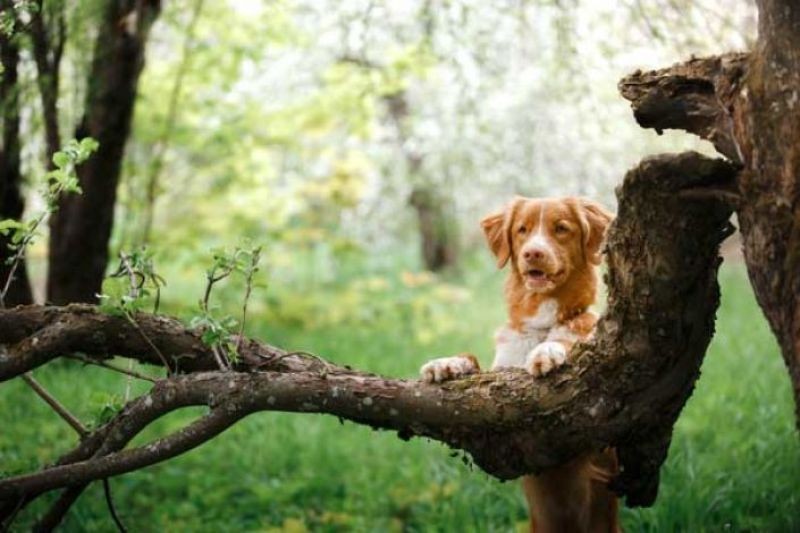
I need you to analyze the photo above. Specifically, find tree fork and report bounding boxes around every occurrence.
[619,2,800,427]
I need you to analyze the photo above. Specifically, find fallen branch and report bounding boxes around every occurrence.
[0,152,736,523]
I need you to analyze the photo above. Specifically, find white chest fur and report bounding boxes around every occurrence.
[492,298,559,370]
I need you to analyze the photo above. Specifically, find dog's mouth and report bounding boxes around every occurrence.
[526,269,547,281]
[523,268,565,290]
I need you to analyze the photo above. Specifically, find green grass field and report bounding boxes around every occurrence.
[1,262,799,532]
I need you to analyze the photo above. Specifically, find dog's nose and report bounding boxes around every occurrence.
[523,248,545,261]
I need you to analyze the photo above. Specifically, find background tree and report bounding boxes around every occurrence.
[0,1,33,305]
[47,0,161,304]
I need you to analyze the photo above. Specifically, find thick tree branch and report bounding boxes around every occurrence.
[0,152,736,514]
[0,304,332,381]
[619,53,748,163]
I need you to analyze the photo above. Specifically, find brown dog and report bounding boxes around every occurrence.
[421,196,619,533]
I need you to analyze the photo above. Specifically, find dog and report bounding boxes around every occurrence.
[420,196,619,533]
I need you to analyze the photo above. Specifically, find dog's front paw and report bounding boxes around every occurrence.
[420,354,480,383]
[526,341,567,377]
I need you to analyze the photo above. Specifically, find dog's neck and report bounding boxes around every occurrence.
[505,263,597,331]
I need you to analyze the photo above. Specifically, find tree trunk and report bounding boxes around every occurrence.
[618,0,800,428]
[47,0,160,304]
[384,92,459,272]
[0,7,34,305]
[734,0,800,428]
[29,0,65,166]
[409,185,459,272]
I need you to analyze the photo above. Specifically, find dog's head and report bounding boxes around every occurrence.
[481,196,613,293]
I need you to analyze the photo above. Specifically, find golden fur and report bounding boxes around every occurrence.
[484,196,618,533]
[419,195,617,532]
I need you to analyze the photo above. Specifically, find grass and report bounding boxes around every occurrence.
[1,262,798,532]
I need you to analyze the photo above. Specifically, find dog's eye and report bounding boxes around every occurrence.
[517,225,527,234]
[555,222,570,235]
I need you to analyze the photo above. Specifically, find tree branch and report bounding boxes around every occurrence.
[20,373,87,436]
[0,152,737,513]
[66,353,157,382]
[0,405,240,500]
[618,53,748,163]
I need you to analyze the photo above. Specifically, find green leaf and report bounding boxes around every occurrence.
[79,137,100,155]
[52,152,70,169]
[0,219,25,236]
[201,329,221,346]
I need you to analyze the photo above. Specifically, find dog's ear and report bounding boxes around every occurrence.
[480,198,522,268]
[576,198,614,265]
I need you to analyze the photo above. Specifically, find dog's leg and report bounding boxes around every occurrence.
[523,451,621,533]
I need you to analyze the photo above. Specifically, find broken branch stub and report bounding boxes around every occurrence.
[618,53,748,163]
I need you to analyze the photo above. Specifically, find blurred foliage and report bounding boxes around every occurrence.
[95,0,756,330]
[263,268,471,344]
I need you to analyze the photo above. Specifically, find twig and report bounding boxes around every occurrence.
[235,247,260,353]
[211,345,229,371]
[124,314,172,373]
[0,214,44,308]
[119,253,142,299]
[66,354,158,383]
[109,251,171,372]
[201,270,233,314]
[22,373,87,437]
[103,478,127,533]
[271,350,334,373]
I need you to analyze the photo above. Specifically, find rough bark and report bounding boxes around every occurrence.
[619,2,800,427]
[734,0,800,428]
[619,53,748,164]
[0,153,735,520]
[47,0,161,305]
[0,4,34,305]
[0,305,228,379]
